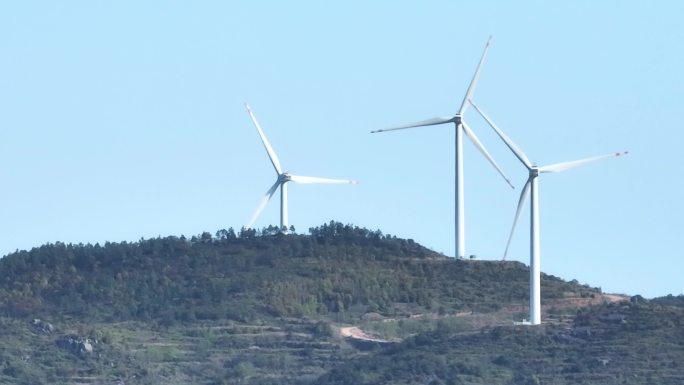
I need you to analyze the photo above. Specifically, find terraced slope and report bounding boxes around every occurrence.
[318,299,684,385]
[1,222,661,385]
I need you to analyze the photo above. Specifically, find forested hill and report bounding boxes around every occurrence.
[0,221,598,324]
[2,222,681,385]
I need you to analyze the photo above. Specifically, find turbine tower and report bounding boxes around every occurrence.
[470,100,627,325]
[245,104,358,232]
[371,37,513,259]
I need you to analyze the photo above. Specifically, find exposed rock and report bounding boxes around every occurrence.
[32,318,54,334]
[82,340,93,353]
[56,335,94,356]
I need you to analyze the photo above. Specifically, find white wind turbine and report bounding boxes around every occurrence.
[371,37,514,259]
[469,100,627,325]
[244,104,358,232]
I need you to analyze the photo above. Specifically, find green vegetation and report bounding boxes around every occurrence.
[319,299,684,385]
[0,221,594,325]
[0,221,680,384]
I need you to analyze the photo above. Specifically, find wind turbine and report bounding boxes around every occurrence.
[244,104,358,232]
[371,37,514,259]
[469,100,627,325]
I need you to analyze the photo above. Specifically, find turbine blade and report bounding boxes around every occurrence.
[245,103,283,174]
[503,178,531,260]
[289,175,358,185]
[538,151,629,173]
[462,121,514,189]
[459,36,493,115]
[469,100,533,169]
[246,180,280,228]
[371,116,456,133]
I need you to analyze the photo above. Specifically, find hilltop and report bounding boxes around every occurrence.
[0,222,600,324]
[0,222,679,384]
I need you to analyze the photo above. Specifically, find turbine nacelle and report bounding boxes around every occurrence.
[279,173,293,183]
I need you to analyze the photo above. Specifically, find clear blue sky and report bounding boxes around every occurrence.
[1,2,681,298]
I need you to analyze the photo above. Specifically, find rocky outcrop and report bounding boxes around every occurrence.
[56,335,94,356]
[32,318,54,334]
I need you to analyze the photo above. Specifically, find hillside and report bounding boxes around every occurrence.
[319,299,684,385]
[0,222,677,384]
[0,222,599,324]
